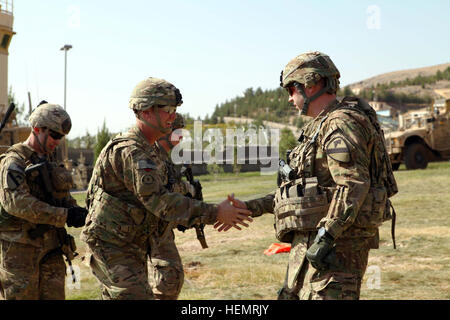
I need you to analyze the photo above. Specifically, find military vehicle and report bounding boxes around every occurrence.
[385,90,450,170]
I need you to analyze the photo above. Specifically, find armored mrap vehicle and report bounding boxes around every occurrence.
[385,94,450,170]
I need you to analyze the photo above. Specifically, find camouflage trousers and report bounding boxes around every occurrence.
[148,229,184,300]
[278,231,373,300]
[84,238,154,300]
[0,240,66,300]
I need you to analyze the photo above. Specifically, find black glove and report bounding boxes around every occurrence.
[66,207,88,228]
[306,227,335,271]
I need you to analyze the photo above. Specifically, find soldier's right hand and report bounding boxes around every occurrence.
[227,193,247,209]
[66,206,88,228]
[216,199,252,231]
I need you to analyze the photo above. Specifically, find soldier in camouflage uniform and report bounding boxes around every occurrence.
[81,77,252,300]
[222,52,398,300]
[0,102,88,300]
[148,113,193,300]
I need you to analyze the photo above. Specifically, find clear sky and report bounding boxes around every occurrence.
[7,0,450,138]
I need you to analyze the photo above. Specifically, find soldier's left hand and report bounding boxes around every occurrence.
[306,227,335,270]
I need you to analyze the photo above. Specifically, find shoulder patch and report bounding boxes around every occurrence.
[7,162,25,174]
[141,174,154,184]
[6,163,26,190]
[137,159,157,171]
[325,136,351,163]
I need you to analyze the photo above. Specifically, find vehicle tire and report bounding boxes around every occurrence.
[404,143,429,170]
[391,163,400,171]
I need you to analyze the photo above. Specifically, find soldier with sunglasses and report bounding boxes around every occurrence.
[81,77,252,300]
[222,52,398,300]
[0,102,87,300]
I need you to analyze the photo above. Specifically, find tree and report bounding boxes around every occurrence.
[279,128,297,160]
[343,86,353,96]
[94,120,111,162]
[7,86,27,126]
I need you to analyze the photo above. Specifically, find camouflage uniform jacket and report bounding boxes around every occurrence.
[154,142,196,237]
[246,97,394,242]
[0,143,70,247]
[81,126,218,248]
[156,142,193,196]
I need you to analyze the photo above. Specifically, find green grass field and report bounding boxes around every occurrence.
[67,162,450,300]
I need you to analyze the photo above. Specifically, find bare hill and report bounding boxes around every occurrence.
[349,62,450,90]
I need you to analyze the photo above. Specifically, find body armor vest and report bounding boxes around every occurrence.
[84,134,159,248]
[274,116,332,243]
[0,144,73,248]
[273,98,398,243]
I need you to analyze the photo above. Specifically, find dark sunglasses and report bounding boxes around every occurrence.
[287,85,296,96]
[48,129,65,140]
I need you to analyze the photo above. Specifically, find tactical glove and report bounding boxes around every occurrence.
[306,227,335,271]
[66,207,88,228]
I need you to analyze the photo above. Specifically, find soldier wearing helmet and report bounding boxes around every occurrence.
[148,113,196,300]
[0,102,88,300]
[81,77,253,300]
[223,52,398,300]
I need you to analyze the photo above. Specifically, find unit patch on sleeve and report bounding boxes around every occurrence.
[6,163,26,190]
[137,159,157,172]
[325,135,352,163]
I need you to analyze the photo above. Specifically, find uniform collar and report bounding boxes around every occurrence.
[13,142,43,163]
[315,99,339,119]
[129,125,153,149]
[155,141,169,159]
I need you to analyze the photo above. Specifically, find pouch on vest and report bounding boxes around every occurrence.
[86,187,148,247]
[273,177,330,243]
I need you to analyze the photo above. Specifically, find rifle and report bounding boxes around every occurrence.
[0,103,15,136]
[25,159,78,283]
[180,164,208,249]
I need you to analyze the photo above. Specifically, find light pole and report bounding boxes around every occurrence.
[60,44,72,110]
[60,44,72,166]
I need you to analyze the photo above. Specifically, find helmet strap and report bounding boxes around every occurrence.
[32,129,49,154]
[295,79,331,116]
[137,107,171,135]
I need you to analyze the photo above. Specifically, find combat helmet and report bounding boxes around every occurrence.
[280,51,340,115]
[28,101,72,154]
[129,77,183,134]
[29,102,72,136]
[172,112,185,130]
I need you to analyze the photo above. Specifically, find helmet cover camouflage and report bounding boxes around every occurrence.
[280,51,340,93]
[129,77,183,111]
[172,113,185,130]
[29,103,72,135]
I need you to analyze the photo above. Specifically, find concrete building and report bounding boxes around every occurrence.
[0,0,14,115]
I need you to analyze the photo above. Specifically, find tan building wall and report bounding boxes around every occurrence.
[0,2,14,114]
